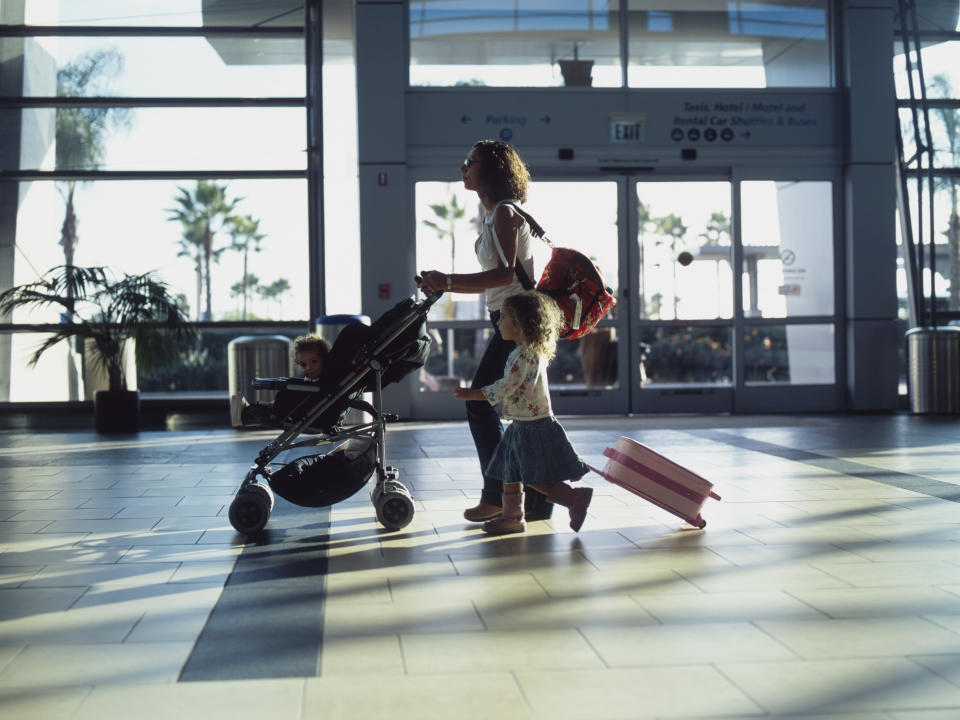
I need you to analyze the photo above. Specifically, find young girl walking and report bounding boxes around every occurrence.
[454,290,594,535]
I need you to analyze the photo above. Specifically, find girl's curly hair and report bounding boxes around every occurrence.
[501,290,563,361]
[472,140,530,203]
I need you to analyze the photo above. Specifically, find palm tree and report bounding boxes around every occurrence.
[55,48,131,399]
[174,219,204,321]
[167,181,241,321]
[56,48,131,269]
[231,273,261,317]
[422,194,467,322]
[226,214,266,320]
[257,278,291,317]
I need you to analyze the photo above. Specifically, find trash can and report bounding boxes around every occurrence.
[315,314,371,424]
[228,335,293,426]
[906,326,960,414]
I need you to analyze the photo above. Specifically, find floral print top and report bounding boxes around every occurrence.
[481,346,553,421]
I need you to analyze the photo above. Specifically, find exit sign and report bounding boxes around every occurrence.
[609,113,646,143]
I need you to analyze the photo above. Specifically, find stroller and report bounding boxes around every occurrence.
[228,290,442,535]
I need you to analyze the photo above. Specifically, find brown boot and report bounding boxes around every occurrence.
[464,502,501,522]
[546,483,593,532]
[482,483,526,535]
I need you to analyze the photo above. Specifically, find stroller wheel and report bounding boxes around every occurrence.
[375,491,414,531]
[229,482,274,535]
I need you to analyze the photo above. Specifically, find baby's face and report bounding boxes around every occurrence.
[296,350,324,380]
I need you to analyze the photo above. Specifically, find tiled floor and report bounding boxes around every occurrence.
[2,413,960,718]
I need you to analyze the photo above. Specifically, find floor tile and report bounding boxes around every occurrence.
[302,673,533,720]
[755,617,960,659]
[73,679,305,720]
[399,629,604,673]
[515,666,762,719]
[719,658,960,714]
[0,642,195,687]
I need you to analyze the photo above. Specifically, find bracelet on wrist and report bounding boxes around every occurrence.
[446,275,452,290]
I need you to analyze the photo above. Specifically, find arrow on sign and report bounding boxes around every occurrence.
[740,130,751,138]
[461,115,472,124]
[540,115,551,124]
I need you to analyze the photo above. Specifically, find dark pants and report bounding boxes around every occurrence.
[467,312,554,519]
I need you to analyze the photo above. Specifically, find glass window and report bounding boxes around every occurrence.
[740,181,834,318]
[894,41,960,101]
[744,323,835,385]
[638,325,732,386]
[6,107,306,172]
[898,178,960,314]
[3,37,305,98]
[637,181,733,321]
[420,325,491,392]
[627,1,832,88]
[6,179,309,323]
[409,1,622,87]
[16,1,304,27]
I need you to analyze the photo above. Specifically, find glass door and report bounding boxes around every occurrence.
[629,175,843,414]
[409,170,843,419]
[631,179,735,413]
[411,177,627,420]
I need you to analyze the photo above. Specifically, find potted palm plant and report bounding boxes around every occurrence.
[0,265,195,433]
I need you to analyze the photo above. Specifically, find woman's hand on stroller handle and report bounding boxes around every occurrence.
[416,272,446,298]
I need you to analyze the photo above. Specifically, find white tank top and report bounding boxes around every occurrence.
[476,200,535,313]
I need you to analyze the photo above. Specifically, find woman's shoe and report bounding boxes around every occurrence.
[463,502,501,522]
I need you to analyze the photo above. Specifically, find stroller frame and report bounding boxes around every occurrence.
[228,291,441,535]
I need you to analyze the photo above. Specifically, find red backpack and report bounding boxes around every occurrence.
[501,203,617,340]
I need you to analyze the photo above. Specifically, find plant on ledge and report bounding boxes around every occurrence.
[0,265,196,431]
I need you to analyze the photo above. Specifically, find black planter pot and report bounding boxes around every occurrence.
[94,389,140,433]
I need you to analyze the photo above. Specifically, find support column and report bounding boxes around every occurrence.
[356,0,413,414]
[843,0,900,410]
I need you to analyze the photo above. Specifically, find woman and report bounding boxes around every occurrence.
[419,140,553,522]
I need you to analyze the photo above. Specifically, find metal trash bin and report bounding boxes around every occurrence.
[316,314,371,424]
[906,326,960,414]
[228,335,293,426]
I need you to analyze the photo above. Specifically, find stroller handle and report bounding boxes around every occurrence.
[414,275,444,307]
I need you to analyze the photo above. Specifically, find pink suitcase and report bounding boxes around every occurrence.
[592,436,720,528]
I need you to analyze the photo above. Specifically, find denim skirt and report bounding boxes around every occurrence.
[485,416,589,487]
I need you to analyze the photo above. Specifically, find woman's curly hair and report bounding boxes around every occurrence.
[501,290,563,361]
[472,140,530,203]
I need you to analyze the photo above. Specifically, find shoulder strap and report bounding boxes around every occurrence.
[489,201,536,290]
[500,201,550,245]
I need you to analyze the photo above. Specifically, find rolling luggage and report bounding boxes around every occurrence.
[594,436,720,528]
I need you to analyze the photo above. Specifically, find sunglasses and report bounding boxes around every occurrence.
[463,156,478,168]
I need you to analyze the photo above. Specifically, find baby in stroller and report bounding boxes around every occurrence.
[240,333,331,428]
